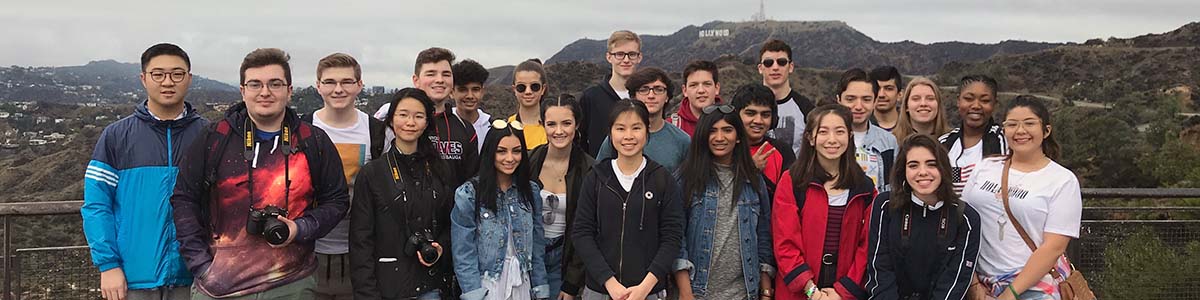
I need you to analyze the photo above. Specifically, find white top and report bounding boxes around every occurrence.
[481,234,532,300]
[453,107,492,153]
[769,93,808,154]
[311,109,374,255]
[853,130,866,149]
[948,139,984,196]
[615,89,630,101]
[827,190,849,207]
[961,157,1082,276]
[910,194,944,210]
[611,158,647,192]
[541,190,568,239]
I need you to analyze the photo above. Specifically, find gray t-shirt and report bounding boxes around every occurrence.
[707,164,747,299]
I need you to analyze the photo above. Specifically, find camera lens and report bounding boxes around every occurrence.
[264,219,289,245]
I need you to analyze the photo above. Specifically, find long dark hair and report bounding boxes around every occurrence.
[1004,95,1060,161]
[788,104,868,189]
[888,134,960,210]
[475,122,535,215]
[678,109,762,207]
[383,88,450,180]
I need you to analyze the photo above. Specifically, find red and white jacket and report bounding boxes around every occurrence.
[772,170,876,300]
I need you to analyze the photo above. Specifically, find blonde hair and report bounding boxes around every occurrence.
[608,30,641,51]
[893,77,950,142]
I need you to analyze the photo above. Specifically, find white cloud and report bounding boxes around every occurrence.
[1,0,1194,87]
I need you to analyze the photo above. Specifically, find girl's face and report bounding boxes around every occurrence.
[1002,106,1050,157]
[610,111,648,159]
[904,146,942,200]
[708,119,738,164]
[391,97,428,145]
[957,82,996,130]
[811,113,850,162]
[906,84,939,127]
[494,135,523,177]
[542,106,577,150]
[513,71,545,109]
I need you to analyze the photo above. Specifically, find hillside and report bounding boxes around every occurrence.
[0,60,238,104]
[547,20,1063,74]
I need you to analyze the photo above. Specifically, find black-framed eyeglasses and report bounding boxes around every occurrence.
[319,79,359,89]
[543,194,560,225]
[608,51,641,60]
[636,86,668,95]
[146,70,189,83]
[760,58,791,68]
[702,104,735,115]
[491,119,524,131]
[243,80,290,92]
[514,83,543,93]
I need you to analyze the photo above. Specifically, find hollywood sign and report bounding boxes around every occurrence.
[699,29,730,38]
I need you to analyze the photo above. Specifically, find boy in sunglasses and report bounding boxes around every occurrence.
[757,39,815,156]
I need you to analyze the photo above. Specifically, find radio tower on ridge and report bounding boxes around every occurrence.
[751,0,767,22]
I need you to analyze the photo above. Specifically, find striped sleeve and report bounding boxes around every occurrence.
[82,159,122,271]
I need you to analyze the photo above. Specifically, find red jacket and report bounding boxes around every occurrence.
[668,96,723,137]
[772,170,876,300]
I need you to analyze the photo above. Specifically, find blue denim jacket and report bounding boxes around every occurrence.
[452,179,550,300]
[674,177,776,299]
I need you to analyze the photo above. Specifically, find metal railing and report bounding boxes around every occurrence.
[0,190,1197,299]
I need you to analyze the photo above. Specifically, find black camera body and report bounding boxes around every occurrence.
[247,205,289,245]
[406,228,439,262]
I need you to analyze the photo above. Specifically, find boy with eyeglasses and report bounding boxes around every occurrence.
[83,43,204,300]
[301,53,387,299]
[580,30,643,156]
[757,39,815,155]
[596,68,690,172]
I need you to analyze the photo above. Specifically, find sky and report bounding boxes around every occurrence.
[1,0,1195,88]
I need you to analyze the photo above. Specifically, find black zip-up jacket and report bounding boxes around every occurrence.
[865,192,981,300]
[571,158,684,295]
[529,144,596,296]
[938,122,1008,158]
[432,102,479,188]
[350,147,455,299]
[579,73,623,156]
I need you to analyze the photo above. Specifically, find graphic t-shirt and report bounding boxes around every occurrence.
[948,140,984,197]
[310,110,373,255]
[961,157,1081,276]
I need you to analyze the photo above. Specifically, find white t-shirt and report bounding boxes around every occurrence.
[770,94,807,154]
[453,107,492,152]
[615,88,630,101]
[828,190,849,207]
[541,190,568,239]
[311,109,374,255]
[853,130,866,149]
[961,157,1081,276]
[948,140,984,196]
[611,158,647,192]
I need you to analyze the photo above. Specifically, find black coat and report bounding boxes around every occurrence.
[865,192,981,300]
[528,144,595,295]
[350,147,455,299]
[579,73,623,157]
[571,158,685,295]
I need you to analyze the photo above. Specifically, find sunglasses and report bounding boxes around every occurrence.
[514,83,543,93]
[543,194,559,225]
[491,119,524,131]
[702,104,735,115]
[760,58,791,68]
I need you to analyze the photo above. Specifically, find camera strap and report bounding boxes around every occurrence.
[245,118,291,211]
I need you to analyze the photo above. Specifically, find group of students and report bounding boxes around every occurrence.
[80,29,1081,300]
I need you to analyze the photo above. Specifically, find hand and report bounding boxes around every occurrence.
[605,278,630,300]
[809,290,827,300]
[752,145,776,171]
[268,216,298,248]
[625,283,652,300]
[677,288,696,300]
[417,242,444,267]
[558,292,575,300]
[820,288,841,300]
[100,268,127,300]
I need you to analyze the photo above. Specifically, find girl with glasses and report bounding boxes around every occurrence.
[672,105,776,300]
[451,118,550,300]
[528,95,596,300]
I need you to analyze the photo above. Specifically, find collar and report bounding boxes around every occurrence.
[910,194,944,210]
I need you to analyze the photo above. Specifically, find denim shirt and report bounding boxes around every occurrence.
[452,179,550,300]
[674,177,776,299]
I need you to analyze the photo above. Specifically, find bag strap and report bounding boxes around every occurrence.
[1001,158,1065,281]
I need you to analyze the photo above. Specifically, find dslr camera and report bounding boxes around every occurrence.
[406,228,440,263]
[247,205,289,245]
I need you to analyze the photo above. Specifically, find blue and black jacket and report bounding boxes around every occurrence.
[82,101,207,289]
